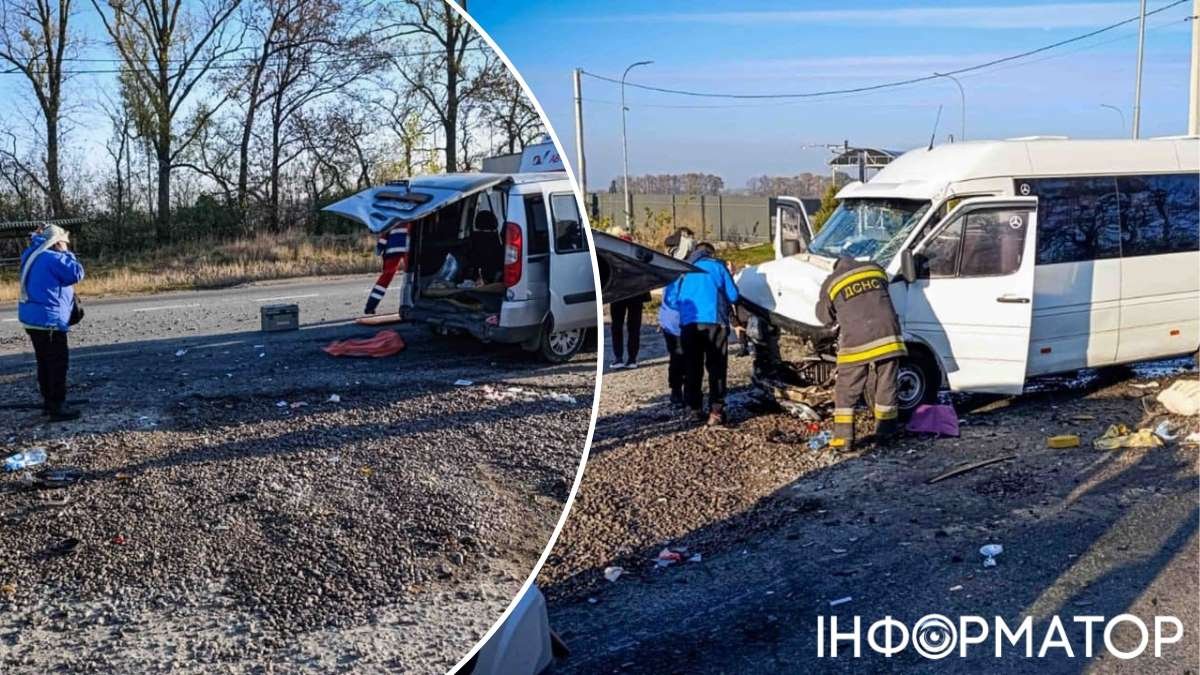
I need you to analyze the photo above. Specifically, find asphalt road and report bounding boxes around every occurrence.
[540,319,1198,674]
[0,274,596,673]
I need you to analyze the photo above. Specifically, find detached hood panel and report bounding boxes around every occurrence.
[592,230,697,304]
[735,253,836,327]
[322,174,509,233]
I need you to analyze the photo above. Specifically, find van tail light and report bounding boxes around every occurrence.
[503,222,522,287]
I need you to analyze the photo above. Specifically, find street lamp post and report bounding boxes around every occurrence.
[933,72,966,141]
[621,60,653,231]
[1100,104,1127,135]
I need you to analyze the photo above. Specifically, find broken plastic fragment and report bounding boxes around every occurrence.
[454,379,473,386]
[603,566,623,582]
[327,394,341,403]
[175,349,187,357]
[980,543,1003,567]
[829,597,852,607]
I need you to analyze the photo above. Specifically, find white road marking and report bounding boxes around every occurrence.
[131,304,201,313]
[254,294,319,302]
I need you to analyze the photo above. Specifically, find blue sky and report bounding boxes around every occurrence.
[468,0,1196,192]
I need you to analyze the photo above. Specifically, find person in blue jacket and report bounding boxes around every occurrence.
[18,224,85,421]
[663,242,738,426]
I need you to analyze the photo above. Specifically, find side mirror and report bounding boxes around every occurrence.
[898,249,916,284]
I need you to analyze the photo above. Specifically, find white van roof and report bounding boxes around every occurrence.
[839,137,1200,202]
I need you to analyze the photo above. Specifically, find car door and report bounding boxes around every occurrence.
[770,196,813,259]
[903,197,1038,395]
[546,190,597,331]
[592,230,698,304]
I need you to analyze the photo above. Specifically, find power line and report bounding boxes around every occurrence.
[580,0,1190,100]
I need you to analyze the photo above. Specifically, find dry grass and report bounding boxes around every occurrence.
[0,230,377,302]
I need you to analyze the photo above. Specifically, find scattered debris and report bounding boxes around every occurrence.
[112,534,127,546]
[655,548,683,567]
[687,553,702,563]
[906,404,960,437]
[980,544,1003,567]
[481,384,579,405]
[927,455,1016,484]
[1157,380,1200,416]
[454,379,473,386]
[1184,431,1200,445]
[949,585,964,592]
[829,597,852,607]
[289,402,308,409]
[1129,382,1160,390]
[1047,434,1080,449]
[34,467,83,489]
[603,566,624,583]
[175,349,188,357]
[275,401,289,408]
[4,447,48,472]
[1153,421,1176,442]
[807,431,831,450]
[1070,414,1097,421]
[1093,424,1163,450]
[548,393,578,404]
[327,394,341,403]
[779,400,821,421]
[47,537,80,556]
[0,583,15,596]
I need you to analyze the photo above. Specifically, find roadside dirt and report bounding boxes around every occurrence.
[540,319,1198,673]
[0,276,594,673]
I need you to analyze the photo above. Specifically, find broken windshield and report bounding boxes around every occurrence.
[808,198,931,264]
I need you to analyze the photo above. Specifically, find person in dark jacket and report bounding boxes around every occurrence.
[664,242,739,426]
[608,226,648,369]
[18,224,85,421]
[816,256,907,451]
[657,228,694,404]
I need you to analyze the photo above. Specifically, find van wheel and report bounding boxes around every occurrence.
[540,327,586,363]
[895,353,940,413]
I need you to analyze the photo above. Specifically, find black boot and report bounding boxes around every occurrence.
[669,390,684,408]
[47,403,81,422]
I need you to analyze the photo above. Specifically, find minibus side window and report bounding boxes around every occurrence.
[918,216,963,278]
[918,209,1028,279]
[958,210,1027,276]
[549,192,588,254]
[523,195,550,255]
[1117,174,1200,257]
[1023,177,1121,265]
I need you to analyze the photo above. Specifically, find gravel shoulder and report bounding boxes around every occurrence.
[540,317,1198,673]
[0,274,595,673]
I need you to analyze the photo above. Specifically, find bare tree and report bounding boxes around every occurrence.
[390,0,486,173]
[0,0,77,216]
[375,84,436,178]
[91,0,244,241]
[477,54,542,155]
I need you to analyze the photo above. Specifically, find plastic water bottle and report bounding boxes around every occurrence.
[808,431,831,450]
[4,447,47,472]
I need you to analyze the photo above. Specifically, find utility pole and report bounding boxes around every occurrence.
[1189,0,1200,135]
[1132,0,1148,139]
[620,60,652,230]
[572,68,588,198]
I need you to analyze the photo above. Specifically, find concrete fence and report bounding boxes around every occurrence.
[588,192,820,244]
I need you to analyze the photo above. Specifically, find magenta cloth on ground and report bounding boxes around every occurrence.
[906,404,960,437]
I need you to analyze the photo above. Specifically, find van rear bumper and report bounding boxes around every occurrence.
[410,304,541,345]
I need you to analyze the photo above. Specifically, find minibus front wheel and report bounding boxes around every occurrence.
[894,350,940,413]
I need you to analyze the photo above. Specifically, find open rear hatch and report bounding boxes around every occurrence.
[322,174,509,233]
[591,230,697,304]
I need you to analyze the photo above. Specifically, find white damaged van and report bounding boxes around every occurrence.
[324,142,596,362]
[739,137,1200,412]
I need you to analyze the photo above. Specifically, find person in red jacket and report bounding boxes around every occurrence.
[364,222,410,316]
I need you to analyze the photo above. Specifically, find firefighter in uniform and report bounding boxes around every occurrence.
[816,256,907,451]
[364,221,410,315]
